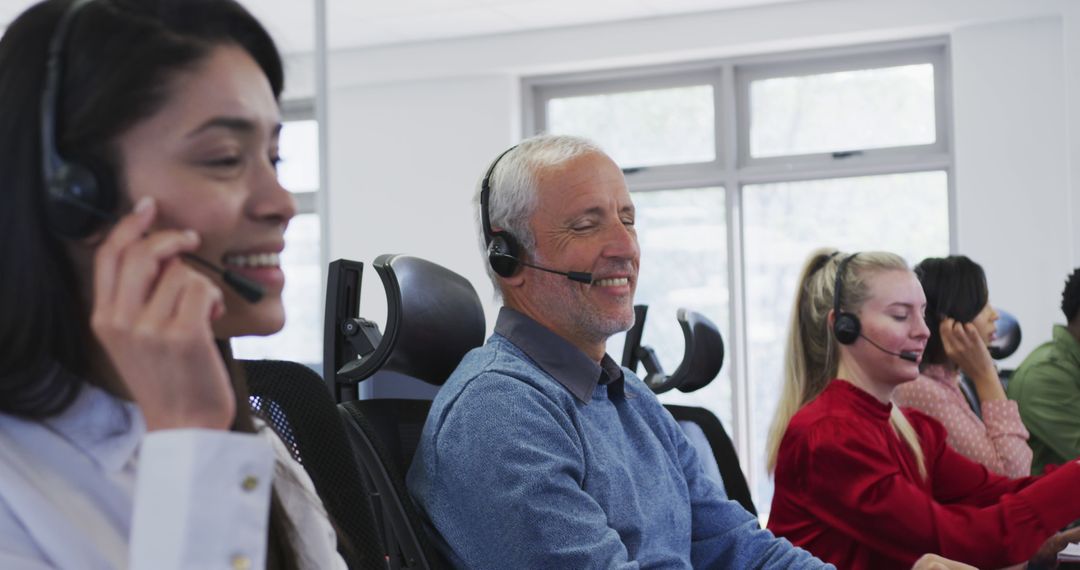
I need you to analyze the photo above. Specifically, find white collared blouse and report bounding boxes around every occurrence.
[0,382,346,569]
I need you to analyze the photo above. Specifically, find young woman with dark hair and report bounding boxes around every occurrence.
[766,249,1080,570]
[0,1,345,567]
[892,255,1032,478]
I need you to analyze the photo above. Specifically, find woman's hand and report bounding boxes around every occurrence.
[1029,526,1080,569]
[911,553,977,570]
[90,197,235,432]
[939,317,1005,403]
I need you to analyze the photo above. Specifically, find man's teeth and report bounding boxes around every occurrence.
[593,277,629,287]
[223,253,280,268]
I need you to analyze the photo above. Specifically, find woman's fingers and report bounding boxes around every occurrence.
[939,318,962,354]
[106,229,200,323]
[92,196,156,309]
[139,258,204,327]
[940,318,982,356]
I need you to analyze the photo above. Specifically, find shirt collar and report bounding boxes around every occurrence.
[1052,324,1080,365]
[42,377,144,473]
[495,307,625,403]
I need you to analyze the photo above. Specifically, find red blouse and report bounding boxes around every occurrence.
[767,380,1080,570]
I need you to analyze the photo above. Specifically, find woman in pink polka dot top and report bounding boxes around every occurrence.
[893,255,1032,478]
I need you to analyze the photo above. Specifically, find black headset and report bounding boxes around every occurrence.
[832,252,861,345]
[41,0,117,240]
[479,145,523,278]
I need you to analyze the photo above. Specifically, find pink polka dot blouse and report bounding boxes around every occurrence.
[893,365,1032,478]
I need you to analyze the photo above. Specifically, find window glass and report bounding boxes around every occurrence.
[278,119,319,193]
[750,64,936,158]
[547,85,716,168]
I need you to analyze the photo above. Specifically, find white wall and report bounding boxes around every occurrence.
[311,0,1080,364]
[325,75,517,329]
[952,16,1072,368]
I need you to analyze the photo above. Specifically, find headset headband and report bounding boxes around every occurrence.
[834,253,859,315]
[479,144,518,246]
[41,0,95,192]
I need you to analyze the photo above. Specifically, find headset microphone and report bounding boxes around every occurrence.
[490,250,593,284]
[859,334,919,363]
[54,193,266,303]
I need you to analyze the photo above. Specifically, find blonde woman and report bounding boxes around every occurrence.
[765,249,1080,570]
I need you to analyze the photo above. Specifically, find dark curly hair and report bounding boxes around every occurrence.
[1063,267,1080,323]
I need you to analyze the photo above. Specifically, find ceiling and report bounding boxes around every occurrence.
[0,0,808,53]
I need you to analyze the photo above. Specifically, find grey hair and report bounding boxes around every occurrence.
[473,134,605,294]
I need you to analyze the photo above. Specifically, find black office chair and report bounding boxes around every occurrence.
[242,359,385,570]
[328,254,487,570]
[621,304,756,515]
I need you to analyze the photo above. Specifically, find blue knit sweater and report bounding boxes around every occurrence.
[406,319,828,569]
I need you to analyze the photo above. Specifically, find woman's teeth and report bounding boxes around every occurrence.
[593,277,629,287]
[223,253,280,268]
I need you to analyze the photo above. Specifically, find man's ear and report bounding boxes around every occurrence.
[501,270,526,290]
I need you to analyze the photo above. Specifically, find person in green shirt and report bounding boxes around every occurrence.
[1008,267,1080,474]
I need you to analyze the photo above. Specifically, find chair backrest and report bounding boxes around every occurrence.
[339,399,446,570]
[242,359,385,569]
[326,254,487,569]
[665,404,756,515]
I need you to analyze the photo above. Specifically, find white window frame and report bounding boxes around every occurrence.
[523,37,955,500]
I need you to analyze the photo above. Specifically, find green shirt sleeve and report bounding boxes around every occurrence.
[1009,328,1080,473]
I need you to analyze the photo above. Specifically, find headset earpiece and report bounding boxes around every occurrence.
[41,0,113,240]
[832,253,862,345]
[45,156,115,239]
[480,144,524,279]
[487,232,521,278]
[833,311,861,345]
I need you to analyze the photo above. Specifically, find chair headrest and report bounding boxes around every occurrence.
[669,309,724,393]
[988,309,1022,360]
[348,254,486,386]
[621,304,725,395]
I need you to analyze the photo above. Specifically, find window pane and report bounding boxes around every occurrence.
[279,119,320,193]
[742,171,949,518]
[547,85,716,169]
[607,187,732,428]
[750,63,936,158]
[233,213,323,366]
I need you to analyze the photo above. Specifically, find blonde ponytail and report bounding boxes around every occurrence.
[890,407,928,480]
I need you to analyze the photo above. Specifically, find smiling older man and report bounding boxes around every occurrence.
[406,135,827,569]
